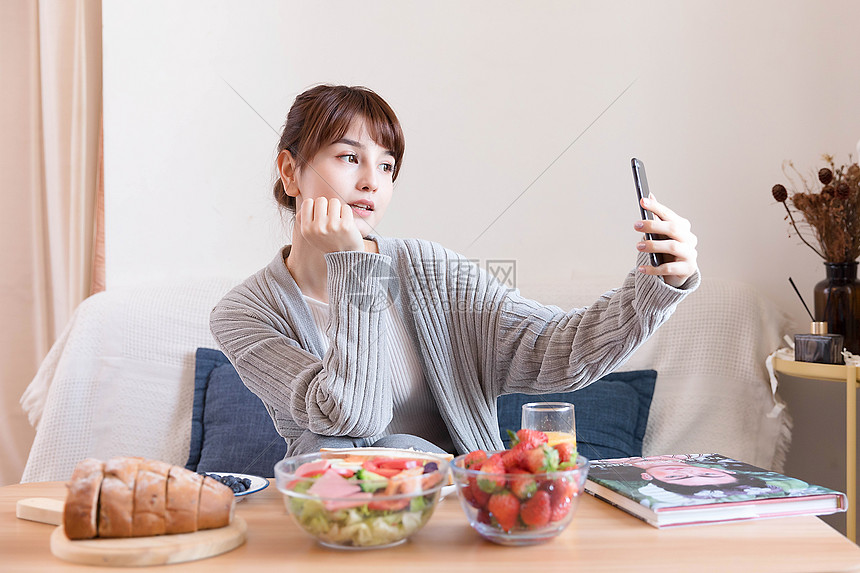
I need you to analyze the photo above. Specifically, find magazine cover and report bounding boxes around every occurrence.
[585,454,847,527]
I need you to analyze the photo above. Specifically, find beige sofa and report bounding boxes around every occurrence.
[20,276,791,482]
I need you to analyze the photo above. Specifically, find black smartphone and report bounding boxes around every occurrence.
[631,157,666,267]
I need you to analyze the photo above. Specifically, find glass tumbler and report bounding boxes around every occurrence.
[521,402,577,448]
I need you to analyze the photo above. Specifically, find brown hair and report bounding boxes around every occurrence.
[273,84,405,213]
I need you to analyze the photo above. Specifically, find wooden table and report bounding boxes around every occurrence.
[3,481,859,572]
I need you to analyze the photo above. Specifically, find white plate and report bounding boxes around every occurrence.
[440,484,457,499]
[204,472,269,497]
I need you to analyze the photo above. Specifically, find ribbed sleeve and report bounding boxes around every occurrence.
[490,251,696,396]
[209,248,395,439]
[310,251,394,435]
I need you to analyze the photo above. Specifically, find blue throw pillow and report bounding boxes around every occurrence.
[186,348,287,477]
[496,370,658,460]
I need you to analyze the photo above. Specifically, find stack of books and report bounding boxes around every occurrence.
[584,453,846,528]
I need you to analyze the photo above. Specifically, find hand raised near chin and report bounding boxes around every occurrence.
[296,197,365,253]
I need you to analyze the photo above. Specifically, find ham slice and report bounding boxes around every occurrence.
[295,459,330,477]
[308,469,374,511]
[308,469,362,499]
[322,492,374,511]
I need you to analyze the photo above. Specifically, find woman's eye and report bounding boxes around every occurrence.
[339,154,358,164]
[380,163,394,173]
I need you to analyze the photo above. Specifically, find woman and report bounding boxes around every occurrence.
[210,84,700,456]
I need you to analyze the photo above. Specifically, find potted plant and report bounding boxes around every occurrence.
[771,151,860,355]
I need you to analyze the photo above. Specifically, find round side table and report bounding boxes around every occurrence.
[773,356,858,542]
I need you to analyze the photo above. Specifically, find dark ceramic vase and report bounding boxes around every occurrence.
[813,261,860,355]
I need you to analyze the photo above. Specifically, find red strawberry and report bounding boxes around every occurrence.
[542,476,578,520]
[550,485,572,522]
[508,468,538,500]
[501,442,528,471]
[477,456,507,493]
[544,476,578,497]
[462,449,488,470]
[477,508,493,525]
[520,490,551,528]
[464,453,488,507]
[469,476,491,508]
[522,444,560,473]
[488,491,520,532]
[553,442,576,464]
[460,481,478,506]
[510,428,548,448]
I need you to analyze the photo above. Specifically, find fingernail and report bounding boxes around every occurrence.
[641,198,650,207]
[638,266,648,273]
[634,221,644,230]
[637,242,646,251]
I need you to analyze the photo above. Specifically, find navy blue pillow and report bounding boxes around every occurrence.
[186,348,287,477]
[496,370,657,460]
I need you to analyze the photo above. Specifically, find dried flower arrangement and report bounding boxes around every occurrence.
[771,155,860,263]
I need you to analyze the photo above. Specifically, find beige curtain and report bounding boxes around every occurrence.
[92,114,105,294]
[0,0,102,486]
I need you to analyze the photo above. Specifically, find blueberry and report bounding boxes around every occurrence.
[423,462,438,474]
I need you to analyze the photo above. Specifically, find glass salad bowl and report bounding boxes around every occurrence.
[274,450,450,549]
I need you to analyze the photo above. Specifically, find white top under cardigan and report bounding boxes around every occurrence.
[209,236,699,455]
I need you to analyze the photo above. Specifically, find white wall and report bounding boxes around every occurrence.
[104,0,860,309]
[103,0,860,534]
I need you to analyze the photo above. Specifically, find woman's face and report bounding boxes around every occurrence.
[289,118,395,238]
[643,464,738,487]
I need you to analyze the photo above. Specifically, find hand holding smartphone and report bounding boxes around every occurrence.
[631,158,667,267]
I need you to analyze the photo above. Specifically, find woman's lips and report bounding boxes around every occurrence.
[349,202,374,218]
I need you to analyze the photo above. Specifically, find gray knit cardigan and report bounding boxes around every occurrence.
[209,236,699,455]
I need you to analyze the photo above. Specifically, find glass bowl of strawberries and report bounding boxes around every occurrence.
[449,429,589,546]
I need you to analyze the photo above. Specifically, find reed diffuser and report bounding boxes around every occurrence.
[789,277,844,365]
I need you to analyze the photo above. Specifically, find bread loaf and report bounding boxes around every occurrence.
[198,475,235,530]
[165,466,202,534]
[98,456,143,538]
[64,457,234,540]
[63,458,104,540]
[131,459,171,536]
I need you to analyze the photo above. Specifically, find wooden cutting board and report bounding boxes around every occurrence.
[18,498,247,566]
